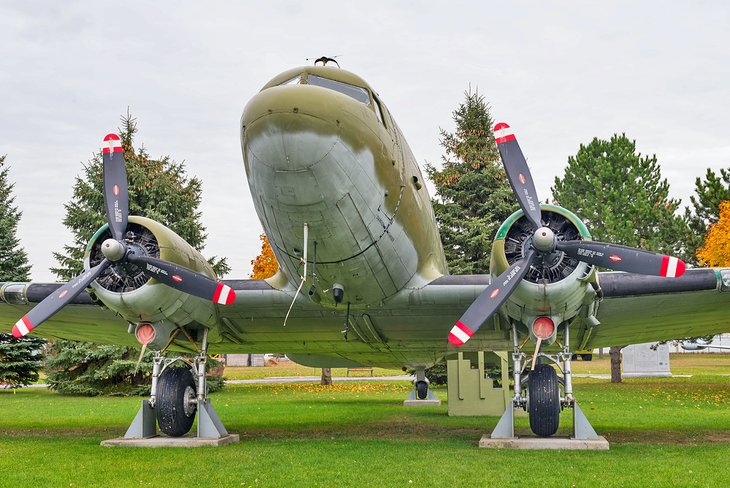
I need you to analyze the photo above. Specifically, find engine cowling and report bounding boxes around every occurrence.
[83,216,219,328]
[490,204,598,342]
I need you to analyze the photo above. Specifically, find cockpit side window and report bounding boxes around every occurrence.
[306,75,370,104]
[279,74,303,85]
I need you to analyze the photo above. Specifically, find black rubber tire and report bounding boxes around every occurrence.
[528,364,560,437]
[581,354,593,361]
[415,380,429,400]
[157,367,196,437]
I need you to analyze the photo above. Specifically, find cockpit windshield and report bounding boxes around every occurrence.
[306,75,370,104]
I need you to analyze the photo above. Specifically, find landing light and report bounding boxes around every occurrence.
[532,317,555,340]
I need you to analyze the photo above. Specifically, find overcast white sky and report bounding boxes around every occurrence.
[1,1,729,281]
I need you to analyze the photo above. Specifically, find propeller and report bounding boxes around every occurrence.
[449,122,686,346]
[11,133,234,338]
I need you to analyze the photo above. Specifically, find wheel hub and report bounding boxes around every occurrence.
[183,385,197,417]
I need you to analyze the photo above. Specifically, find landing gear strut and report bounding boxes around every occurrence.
[403,366,441,405]
[123,329,230,439]
[491,322,599,440]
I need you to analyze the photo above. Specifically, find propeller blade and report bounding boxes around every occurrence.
[494,122,542,230]
[449,249,537,346]
[126,254,236,305]
[102,133,129,241]
[556,240,686,277]
[11,259,111,338]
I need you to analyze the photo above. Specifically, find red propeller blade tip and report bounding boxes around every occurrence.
[448,321,474,347]
[213,283,236,305]
[12,316,34,338]
[660,256,686,278]
[493,122,515,144]
[102,133,123,154]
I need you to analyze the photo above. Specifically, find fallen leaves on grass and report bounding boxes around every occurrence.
[252,382,410,395]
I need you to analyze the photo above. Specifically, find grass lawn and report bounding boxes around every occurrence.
[1,356,730,487]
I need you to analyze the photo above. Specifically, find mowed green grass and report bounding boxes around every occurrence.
[2,361,730,487]
[223,362,405,380]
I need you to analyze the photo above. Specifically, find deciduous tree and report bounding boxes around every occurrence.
[696,201,730,267]
[684,168,730,264]
[250,233,278,279]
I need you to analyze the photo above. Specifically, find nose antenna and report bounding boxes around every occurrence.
[307,55,340,67]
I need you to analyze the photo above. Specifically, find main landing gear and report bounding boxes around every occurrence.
[122,329,231,441]
[490,322,600,440]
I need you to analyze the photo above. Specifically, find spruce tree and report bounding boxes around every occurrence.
[425,89,518,274]
[45,114,227,395]
[0,155,31,281]
[53,114,229,279]
[0,155,44,387]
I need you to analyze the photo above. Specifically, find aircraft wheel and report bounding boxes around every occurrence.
[528,364,560,437]
[581,354,593,361]
[415,380,429,400]
[157,367,197,437]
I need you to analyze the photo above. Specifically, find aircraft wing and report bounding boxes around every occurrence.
[3,267,730,361]
[577,268,730,349]
[0,280,315,352]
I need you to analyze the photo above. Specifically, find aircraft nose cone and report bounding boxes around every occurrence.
[242,87,341,172]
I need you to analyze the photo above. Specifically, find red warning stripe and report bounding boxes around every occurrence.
[659,256,686,278]
[12,315,34,338]
[494,122,516,144]
[213,283,223,303]
[212,283,235,305]
[448,320,475,346]
[660,255,669,276]
[103,133,123,153]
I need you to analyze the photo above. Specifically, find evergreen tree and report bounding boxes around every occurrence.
[0,155,45,386]
[0,155,31,281]
[44,340,223,396]
[552,134,688,383]
[683,168,730,264]
[46,114,227,395]
[425,90,518,274]
[551,134,688,256]
[45,341,154,395]
[52,113,229,279]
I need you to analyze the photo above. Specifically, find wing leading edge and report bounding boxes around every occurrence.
[581,268,730,348]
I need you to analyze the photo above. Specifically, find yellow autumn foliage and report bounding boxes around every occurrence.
[697,201,730,267]
[250,233,279,279]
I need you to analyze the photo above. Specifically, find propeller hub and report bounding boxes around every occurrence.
[532,227,556,253]
[101,238,127,262]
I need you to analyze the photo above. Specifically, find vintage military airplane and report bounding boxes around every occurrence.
[2,63,729,440]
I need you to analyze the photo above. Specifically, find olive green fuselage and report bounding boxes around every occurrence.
[241,66,447,309]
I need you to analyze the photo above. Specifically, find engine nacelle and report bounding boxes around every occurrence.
[83,216,219,329]
[491,204,598,340]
